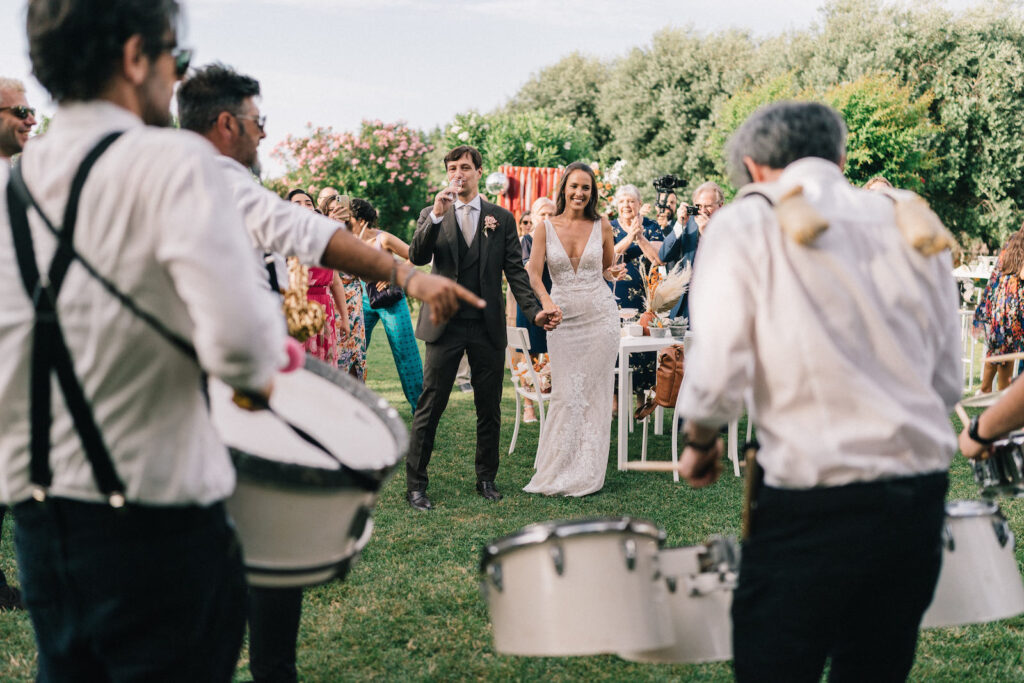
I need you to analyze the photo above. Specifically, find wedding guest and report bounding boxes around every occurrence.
[512,197,557,422]
[0,77,37,159]
[350,197,423,410]
[317,186,339,206]
[609,184,663,414]
[288,189,348,363]
[973,228,1024,393]
[0,75,36,613]
[321,194,367,380]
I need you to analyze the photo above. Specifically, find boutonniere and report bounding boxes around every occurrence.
[483,215,498,236]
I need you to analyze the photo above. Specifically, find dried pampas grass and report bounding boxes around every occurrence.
[642,261,692,316]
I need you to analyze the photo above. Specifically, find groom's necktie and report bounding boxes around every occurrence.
[460,204,475,245]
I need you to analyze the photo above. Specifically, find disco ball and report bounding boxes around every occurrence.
[485,172,509,195]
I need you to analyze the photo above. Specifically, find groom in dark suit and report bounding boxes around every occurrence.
[406,145,560,510]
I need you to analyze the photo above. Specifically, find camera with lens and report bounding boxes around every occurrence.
[653,174,685,214]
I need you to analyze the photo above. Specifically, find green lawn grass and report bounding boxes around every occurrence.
[1,332,1023,681]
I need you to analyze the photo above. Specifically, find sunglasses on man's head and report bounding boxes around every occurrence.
[0,106,35,120]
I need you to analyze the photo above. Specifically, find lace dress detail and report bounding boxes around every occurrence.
[524,220,620,496]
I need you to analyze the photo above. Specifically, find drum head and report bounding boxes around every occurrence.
[210,356,408,485]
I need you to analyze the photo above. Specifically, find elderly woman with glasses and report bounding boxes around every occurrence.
[609,184,664,414]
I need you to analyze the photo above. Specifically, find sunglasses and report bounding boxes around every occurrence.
[236,114,267,133]
[0,105,35,120]
[160,42,192,78]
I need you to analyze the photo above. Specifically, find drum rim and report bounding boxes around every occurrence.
[945,499,999,518]
[225,356,408,488]
[479,516,665,570]
[230,448,387,490]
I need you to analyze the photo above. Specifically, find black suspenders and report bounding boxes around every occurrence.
[6,134,378,500]
[6,132,127,506]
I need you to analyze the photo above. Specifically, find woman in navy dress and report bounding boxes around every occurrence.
[608,184,664,413]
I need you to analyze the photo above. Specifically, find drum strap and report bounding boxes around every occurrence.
[7,132,130,505]
[264,252,281,292]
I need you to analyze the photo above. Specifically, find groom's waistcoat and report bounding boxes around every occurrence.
[453,226,484,321]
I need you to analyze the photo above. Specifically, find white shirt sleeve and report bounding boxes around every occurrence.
[673,221,684,239]
[153,148,285,392]
[221,159,337,266]
[676,204,760,427]
[931,252,965,410]
[430,211,443,224]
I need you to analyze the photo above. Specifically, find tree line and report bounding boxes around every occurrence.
[274,0,1023,248]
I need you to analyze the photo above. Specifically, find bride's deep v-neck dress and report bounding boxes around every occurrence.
[524,220,619,496]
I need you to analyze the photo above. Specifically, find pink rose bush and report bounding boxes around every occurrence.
[271,119,433,239]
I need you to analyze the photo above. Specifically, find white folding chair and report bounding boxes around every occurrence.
[506,326,551,456]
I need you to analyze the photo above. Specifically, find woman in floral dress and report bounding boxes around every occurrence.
[320,194,367,380]
[973,228,1024,393]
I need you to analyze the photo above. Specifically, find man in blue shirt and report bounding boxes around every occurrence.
[658,182,724,321]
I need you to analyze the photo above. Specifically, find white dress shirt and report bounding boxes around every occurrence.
[0,101,286,505]
[677,158,961,489]
[430,193,481,235]
[216,156,337,276]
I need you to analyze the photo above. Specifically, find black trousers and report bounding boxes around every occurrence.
[248,586,303,683]
[0,505,10,589]
[733,472,948,683]
[14,498,246,682]
[407,319,504,492]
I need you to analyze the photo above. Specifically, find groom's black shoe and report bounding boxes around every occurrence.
[407,490,433,511]
[476,481,503,501]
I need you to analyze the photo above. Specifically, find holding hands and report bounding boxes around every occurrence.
[535,306,563,331]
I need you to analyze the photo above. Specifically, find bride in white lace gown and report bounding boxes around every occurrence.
[523,163,621,496]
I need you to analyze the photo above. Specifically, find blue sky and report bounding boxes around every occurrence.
[1,0,987,176]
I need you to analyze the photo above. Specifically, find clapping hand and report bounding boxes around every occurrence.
[536,306,563,331]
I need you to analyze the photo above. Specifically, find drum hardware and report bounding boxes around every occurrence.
[550,544,564,576]
[623,538,638,570]
[618,536,739,664]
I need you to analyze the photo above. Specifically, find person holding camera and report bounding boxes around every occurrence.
[657,181,725,320]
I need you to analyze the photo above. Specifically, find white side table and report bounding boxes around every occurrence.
[617,334,682,469]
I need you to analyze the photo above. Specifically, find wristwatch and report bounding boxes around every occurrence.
[968,415,998,445]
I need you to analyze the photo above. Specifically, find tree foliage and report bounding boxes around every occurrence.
[504,52,611,151]
[435,109,593,182]
[493,0,1024,245]
[270,120,432,239]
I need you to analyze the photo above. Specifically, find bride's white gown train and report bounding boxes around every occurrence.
[524,219,619,497]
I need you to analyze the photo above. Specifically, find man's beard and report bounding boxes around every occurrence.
[248,155,262,177]
[138,66,173,128]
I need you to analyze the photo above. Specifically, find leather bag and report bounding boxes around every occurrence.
[654,344,685,408]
